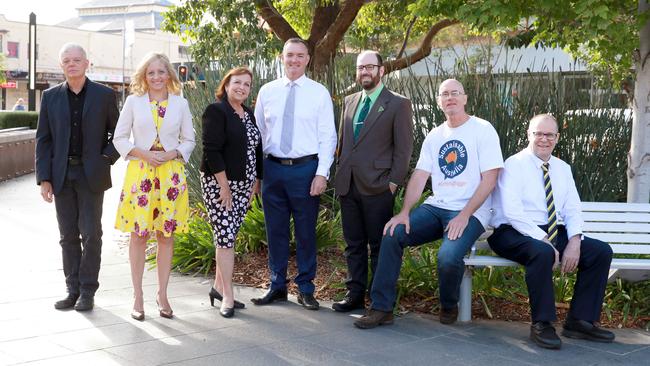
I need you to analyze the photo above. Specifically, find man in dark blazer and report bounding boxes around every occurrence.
[332,50,414,312]
[35,43,120,311]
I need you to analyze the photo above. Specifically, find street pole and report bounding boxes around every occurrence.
[28,13,36,111]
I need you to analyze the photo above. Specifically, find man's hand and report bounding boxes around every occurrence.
[384,212,410,236]
[40,181,54,203]
[561,236,581,273]
[445,213,470,241]
[310,175,327,196]
[542,237,560,269]
[389,182,398,194]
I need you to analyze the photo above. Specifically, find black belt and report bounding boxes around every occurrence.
[67,156,83,166]
[266,154,318,166]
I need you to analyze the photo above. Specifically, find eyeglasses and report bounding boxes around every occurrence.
[356,64,380,72]
[438,90,464,98]
[530,131,559,140]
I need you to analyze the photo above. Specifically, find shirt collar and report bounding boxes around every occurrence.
[362,83,384,103]
[525,146,552,168]
[282,74,307,87]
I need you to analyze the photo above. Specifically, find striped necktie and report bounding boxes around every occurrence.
[542,162,558,244]
[354,97,371,141]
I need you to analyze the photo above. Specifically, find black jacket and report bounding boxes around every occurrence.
[35,79,120,195]
[200,99,263,180]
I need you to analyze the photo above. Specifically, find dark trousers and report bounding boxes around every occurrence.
[54,164,105,296]
[339,180,394,298]
[262,158,319,294]
[488,225,613,323]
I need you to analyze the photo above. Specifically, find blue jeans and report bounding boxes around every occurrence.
[370,204,485,312]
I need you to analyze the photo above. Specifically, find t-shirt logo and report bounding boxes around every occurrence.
[438,140,467,179]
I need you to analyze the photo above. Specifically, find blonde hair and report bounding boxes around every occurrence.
[216,66,253,100]
[130,53,181,96]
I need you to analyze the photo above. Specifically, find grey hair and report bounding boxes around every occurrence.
[58,43,87,61]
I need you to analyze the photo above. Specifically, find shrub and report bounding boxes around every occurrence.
[0,111,39,129]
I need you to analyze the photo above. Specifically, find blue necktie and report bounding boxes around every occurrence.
[280,82,295,155]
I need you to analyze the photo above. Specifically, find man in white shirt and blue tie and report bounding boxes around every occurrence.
[252,38,337,310]
[489,113,615,349]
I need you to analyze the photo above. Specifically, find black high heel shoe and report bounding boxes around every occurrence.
[209,287,245,309]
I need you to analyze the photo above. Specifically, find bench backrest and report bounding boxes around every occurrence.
[581,202,650,256]
[473,202,650,256]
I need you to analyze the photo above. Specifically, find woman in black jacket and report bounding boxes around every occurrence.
[200,67,262,318]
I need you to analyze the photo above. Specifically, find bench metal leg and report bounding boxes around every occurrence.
[458,267,472,322]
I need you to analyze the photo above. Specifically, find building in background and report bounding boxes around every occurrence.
[0,0,190,110]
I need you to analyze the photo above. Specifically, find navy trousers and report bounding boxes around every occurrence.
[488,225,612,322]
[261,158,319,294]
[54,164,104,296]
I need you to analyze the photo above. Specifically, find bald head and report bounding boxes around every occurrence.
[439,79,465,94]
[528,114,559,132]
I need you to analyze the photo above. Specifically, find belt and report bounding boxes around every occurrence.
[67,156,83,166]
[266,154,318,166]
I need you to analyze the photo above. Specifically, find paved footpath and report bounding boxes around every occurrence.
[0,164,648,365]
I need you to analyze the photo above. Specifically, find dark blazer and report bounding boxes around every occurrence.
[335,86,414,196]
[200,98,263,180]
[35,79,120,195]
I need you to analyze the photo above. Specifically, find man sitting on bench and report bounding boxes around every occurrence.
[489,113,615,349]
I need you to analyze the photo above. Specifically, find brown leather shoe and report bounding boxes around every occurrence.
[439,305,458,325]
[354,309,394,329]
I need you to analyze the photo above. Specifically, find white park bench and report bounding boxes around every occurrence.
[459,201,650,322]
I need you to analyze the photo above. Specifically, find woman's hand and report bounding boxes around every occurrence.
[249,179,261,204]
[160,150,179,162]
[217,184,233,210]
[142,150,165,167]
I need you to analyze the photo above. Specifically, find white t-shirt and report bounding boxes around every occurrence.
[416,116,504,228]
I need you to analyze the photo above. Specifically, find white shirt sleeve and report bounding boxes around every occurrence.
[415,133,434,173]
[499,158,548,240]
[478,124,504,173]
[559,163,584,238]
[254,86,267,146]
[315,88,337,178]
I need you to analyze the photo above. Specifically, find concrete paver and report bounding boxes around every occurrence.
[1,168,648,365]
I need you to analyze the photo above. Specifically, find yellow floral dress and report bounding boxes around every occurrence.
[115,100,189,237]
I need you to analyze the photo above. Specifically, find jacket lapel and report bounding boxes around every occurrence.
[346,92,362,147]
[81,80,95,129]
[355,87,389,145]
[59,82,72,147]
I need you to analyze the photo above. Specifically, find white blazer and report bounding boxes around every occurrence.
[113,93,196,162]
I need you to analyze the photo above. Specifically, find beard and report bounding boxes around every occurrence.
[358,74,380,90]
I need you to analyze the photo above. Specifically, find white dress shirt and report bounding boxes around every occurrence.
[254,74,337,178]
[491,147,583,240]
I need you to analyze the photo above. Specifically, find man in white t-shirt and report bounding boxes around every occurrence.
[354,79,504,329]
[489,114,614,349]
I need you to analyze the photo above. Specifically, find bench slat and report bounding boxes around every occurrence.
[587,233,650,244]
[582,212,650,223]
[581,202,650,213]
[466,256,650,270]
[583,222,650,233]
[472,240,650,254]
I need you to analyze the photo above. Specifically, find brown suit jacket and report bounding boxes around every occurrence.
[334,86,414,196]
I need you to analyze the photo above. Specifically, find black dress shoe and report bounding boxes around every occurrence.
[297,292,319,310]
[562,318,615,343]
[220,307,235,318]
[354,309,394,329]
[54,294,80,310]
[74,295,94,312]
[209,287,246,309]
[530,321,562,349]
[251,288,288,305]
[332,295,364,312]
[439,305,458,325]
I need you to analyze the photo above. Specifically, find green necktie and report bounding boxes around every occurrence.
[542,162,558,244]
[354,97,371,141]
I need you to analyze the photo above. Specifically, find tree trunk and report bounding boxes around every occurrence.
[627,0,650,203]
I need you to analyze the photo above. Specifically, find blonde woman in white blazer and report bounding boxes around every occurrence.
[113,53,195,321]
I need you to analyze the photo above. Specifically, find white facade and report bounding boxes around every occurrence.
[0,11,188,110]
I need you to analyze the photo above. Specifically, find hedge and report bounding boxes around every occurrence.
[0,111,39,130]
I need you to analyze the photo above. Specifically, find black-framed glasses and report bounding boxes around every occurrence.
[437,90,464,98]
[356,64,381,72]
[530,131,559,140]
